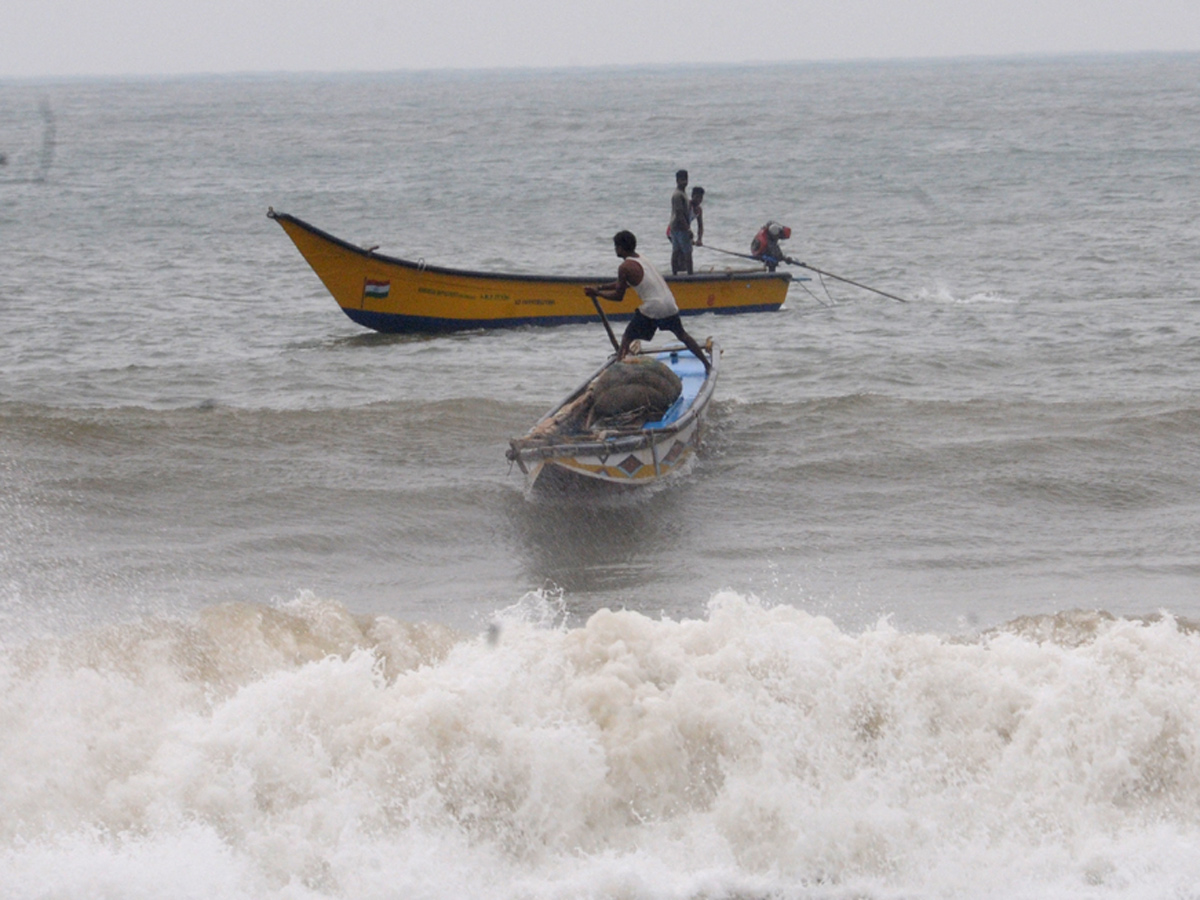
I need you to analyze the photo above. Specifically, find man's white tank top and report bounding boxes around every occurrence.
[630,255,679,319]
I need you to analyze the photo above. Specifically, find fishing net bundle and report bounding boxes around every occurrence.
[585,356,682,430]
[515,356,683,447]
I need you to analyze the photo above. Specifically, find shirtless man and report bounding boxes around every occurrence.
[585,230,711,372]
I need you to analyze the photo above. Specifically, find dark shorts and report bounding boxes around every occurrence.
[623,309,686,343]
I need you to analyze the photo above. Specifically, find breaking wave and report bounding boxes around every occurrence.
[3,592,1200,898]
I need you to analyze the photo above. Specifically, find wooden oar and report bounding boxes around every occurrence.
[591,296,620,352]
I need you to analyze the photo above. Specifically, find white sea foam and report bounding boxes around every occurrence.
[3,592,1200,899]
[915,284,1018,305]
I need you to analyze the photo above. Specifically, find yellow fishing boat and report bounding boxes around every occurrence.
[269,210,791,333]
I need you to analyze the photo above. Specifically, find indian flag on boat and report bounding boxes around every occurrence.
[363,278,390,300]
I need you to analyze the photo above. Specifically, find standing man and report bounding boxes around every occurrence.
[585,230,711,372]
[668,169,694,274]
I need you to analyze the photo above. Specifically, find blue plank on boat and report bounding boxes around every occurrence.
[644,350,707,430]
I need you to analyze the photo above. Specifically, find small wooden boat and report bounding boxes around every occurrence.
[507,339,719,489]
[268,209,790,334]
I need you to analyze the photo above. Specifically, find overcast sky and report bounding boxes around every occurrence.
[5,0,1199,79]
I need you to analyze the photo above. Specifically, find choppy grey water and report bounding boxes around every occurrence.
[2,55,1200,899]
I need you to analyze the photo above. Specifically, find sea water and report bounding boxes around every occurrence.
[2,54,1200,898]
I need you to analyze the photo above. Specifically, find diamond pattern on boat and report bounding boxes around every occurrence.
[662,441,686,465]
[617,455,642,475]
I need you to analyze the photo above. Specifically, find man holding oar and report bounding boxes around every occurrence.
[585,230,712,373]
